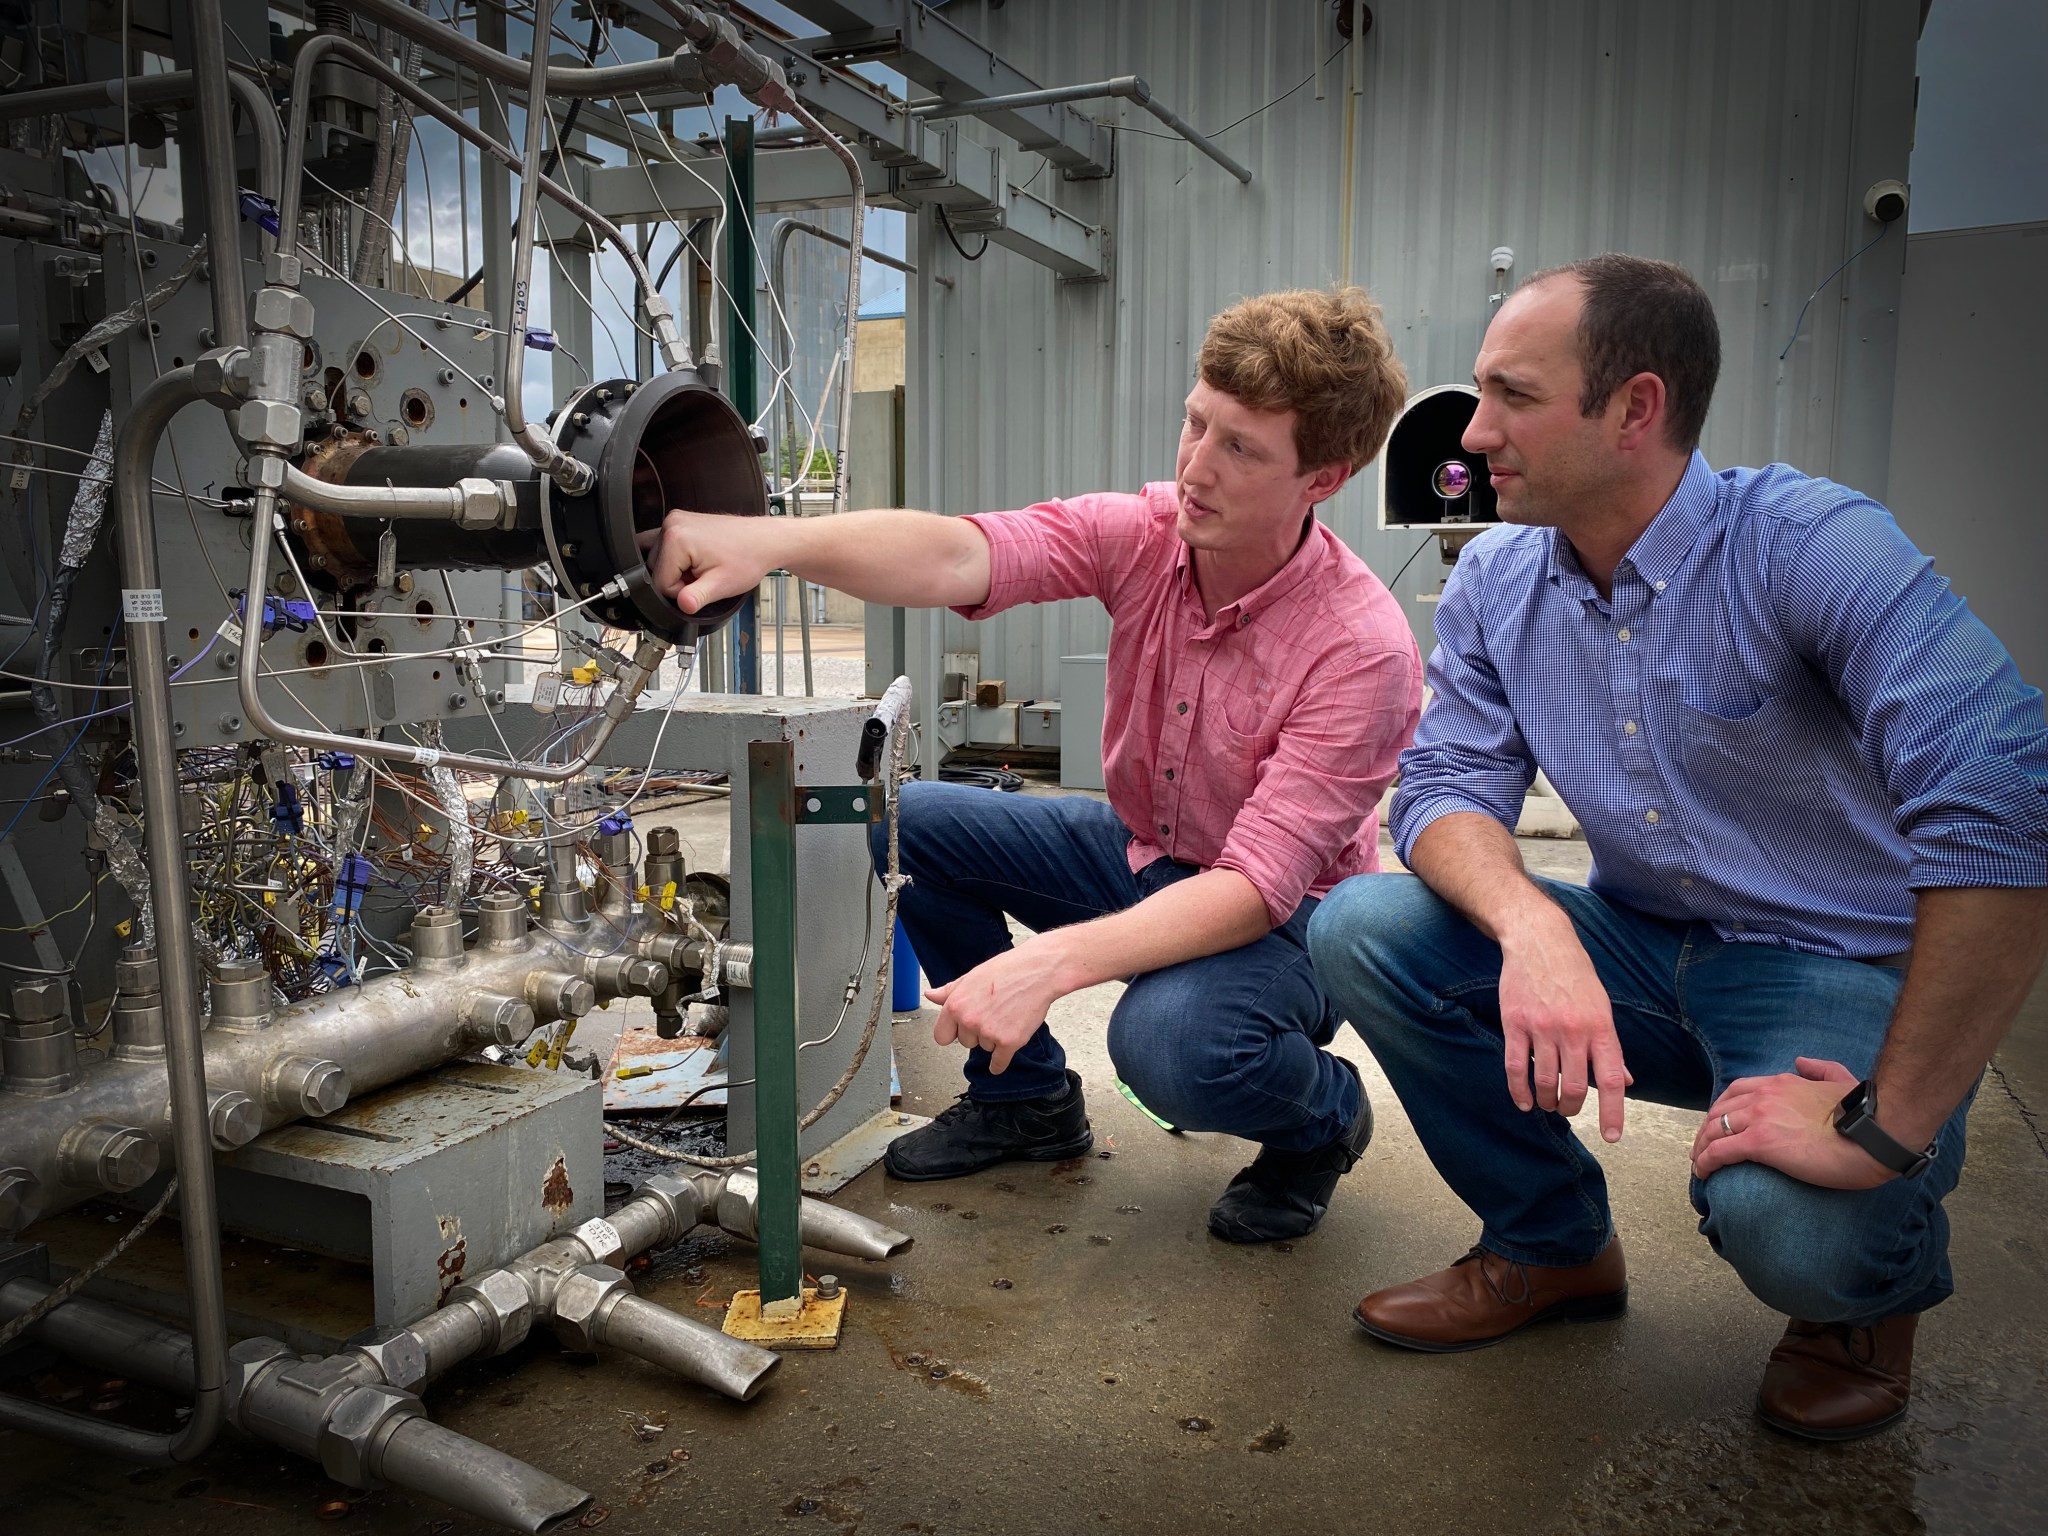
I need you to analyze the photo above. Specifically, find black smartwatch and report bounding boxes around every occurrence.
[1832,1079,1937,1178]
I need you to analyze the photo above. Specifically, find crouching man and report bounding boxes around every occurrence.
[1307,255,2048,1437]
[652,288,1421,1242]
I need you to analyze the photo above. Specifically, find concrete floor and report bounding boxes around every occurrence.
[5,803,2046,1535]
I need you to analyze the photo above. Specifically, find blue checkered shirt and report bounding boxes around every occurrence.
[1392,453,2048,958]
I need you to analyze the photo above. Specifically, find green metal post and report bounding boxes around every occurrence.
[723,115,761,693]
[746,739,804,1307]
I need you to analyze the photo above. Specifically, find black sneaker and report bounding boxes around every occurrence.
[1207,1058,1372,1243]
[884,1069,1093,1181]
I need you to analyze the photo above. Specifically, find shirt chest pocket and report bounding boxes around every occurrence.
[1677,695,1793,796]
[1187,713,1279,804]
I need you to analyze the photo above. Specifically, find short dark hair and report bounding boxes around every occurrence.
[1526,254,1721,452]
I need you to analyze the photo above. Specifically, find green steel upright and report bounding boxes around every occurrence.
[723,115,761,693]
[745,739,804,1307]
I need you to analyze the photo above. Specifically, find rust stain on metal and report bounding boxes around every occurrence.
[542,1155,574,1216]
[436,1218,467,1306]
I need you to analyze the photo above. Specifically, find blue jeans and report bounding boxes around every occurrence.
[1307,874,1973,1325]
[871,782,1357,1152]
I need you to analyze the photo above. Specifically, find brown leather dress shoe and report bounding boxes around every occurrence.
[1353,1238,1628,1352]
[1755,1313,1917,1441]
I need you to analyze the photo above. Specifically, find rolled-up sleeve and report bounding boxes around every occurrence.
[1390,558,1540,865]
[1774,501,2048,890]
[951,493,1153,621]
[1216,641,1423,926]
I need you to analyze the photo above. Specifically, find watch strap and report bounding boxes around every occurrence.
[1833,1079,1936,1178]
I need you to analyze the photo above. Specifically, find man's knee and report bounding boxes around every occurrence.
[1696,1163,1902,1321]
[1307,875,1464,1037]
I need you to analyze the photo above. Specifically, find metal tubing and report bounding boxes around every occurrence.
[272,34,680,369]
[189,0,250,347]
[502,0,595,495]
[597,1293,780,1401]
[917,75,1252,183]
[278,462,501,521]
[0,365,238,1466]
[0,1279,195,1389]
[0,913,671,1225]
[350,0,701,99]
[236,486,664,779]
[375,1415,593,1533]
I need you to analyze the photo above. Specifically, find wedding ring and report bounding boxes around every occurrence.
[1720,1112,1733,1136]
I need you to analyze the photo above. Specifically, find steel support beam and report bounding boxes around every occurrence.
[777,0,1113,177]
[746,740,805,1309]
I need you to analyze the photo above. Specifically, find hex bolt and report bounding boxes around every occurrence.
[815,1275,840,1301]
[208,1089,263,1149]
[347,391,373,418]
[394,572,415,595]
[10,977,66,1025]
[61,1121,160,1193]
[114,944,160,997]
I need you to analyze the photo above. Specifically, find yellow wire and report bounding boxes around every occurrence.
[0,871,109,931]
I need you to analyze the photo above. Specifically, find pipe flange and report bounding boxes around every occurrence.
[541,370,766,638]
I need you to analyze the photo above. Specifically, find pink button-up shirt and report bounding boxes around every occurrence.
[957,483,1422,925]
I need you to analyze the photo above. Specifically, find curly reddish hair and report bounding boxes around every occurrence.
[1197,287,1409,472]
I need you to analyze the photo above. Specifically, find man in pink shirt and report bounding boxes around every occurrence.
[651,289,1422,1241]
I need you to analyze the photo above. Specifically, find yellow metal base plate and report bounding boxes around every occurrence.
[722,1286,846,1348]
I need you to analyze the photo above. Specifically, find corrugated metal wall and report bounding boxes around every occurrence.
[904,0,1919,701]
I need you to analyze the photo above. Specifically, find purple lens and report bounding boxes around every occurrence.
[1433,461,1472,499]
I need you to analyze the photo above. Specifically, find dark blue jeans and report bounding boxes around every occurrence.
[871,782,1358,1153]
[1307,874,1973,1325]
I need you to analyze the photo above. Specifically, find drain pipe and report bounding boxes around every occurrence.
[918,75,1253,184]
[0,364,234,1465]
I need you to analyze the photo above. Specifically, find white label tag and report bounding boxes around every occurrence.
[216,616,244,647]
[121,588,166,623]
[7,467,28,492]
[410,746,441,768]
[85,348,110,374]
[531,672,563,711]
[573,1216,623,1262]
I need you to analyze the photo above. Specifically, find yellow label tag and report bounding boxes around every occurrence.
[115,919,132,938]
[659,880,678,912]
[570,662,600,685]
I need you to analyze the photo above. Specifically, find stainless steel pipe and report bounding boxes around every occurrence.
[188,0,251,347]
[916,74,1253,184]
[375,1416,593,1533]
[0,365,233,1465]
[598,1293,779,1401]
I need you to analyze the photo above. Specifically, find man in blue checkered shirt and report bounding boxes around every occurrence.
[1308,253,2048,1441]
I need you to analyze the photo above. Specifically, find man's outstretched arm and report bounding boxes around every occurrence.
[649,507,991,614]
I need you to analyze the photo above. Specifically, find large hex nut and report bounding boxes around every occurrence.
[316,1382,420,1489]
[114,945,160,997]
[454,477,510,530]
[10,978,66,1024]
[470,994,536,1049]
[548,1264,632,1354]
[250,286,317,340]
[222,1336,294,1425]
[0,1166,41,1231]
[233,399,302,452]
[60,1121,160,1193]
[629,1171,704,1242]
[449,1267,535,1355]
[345,1326,428,1393]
